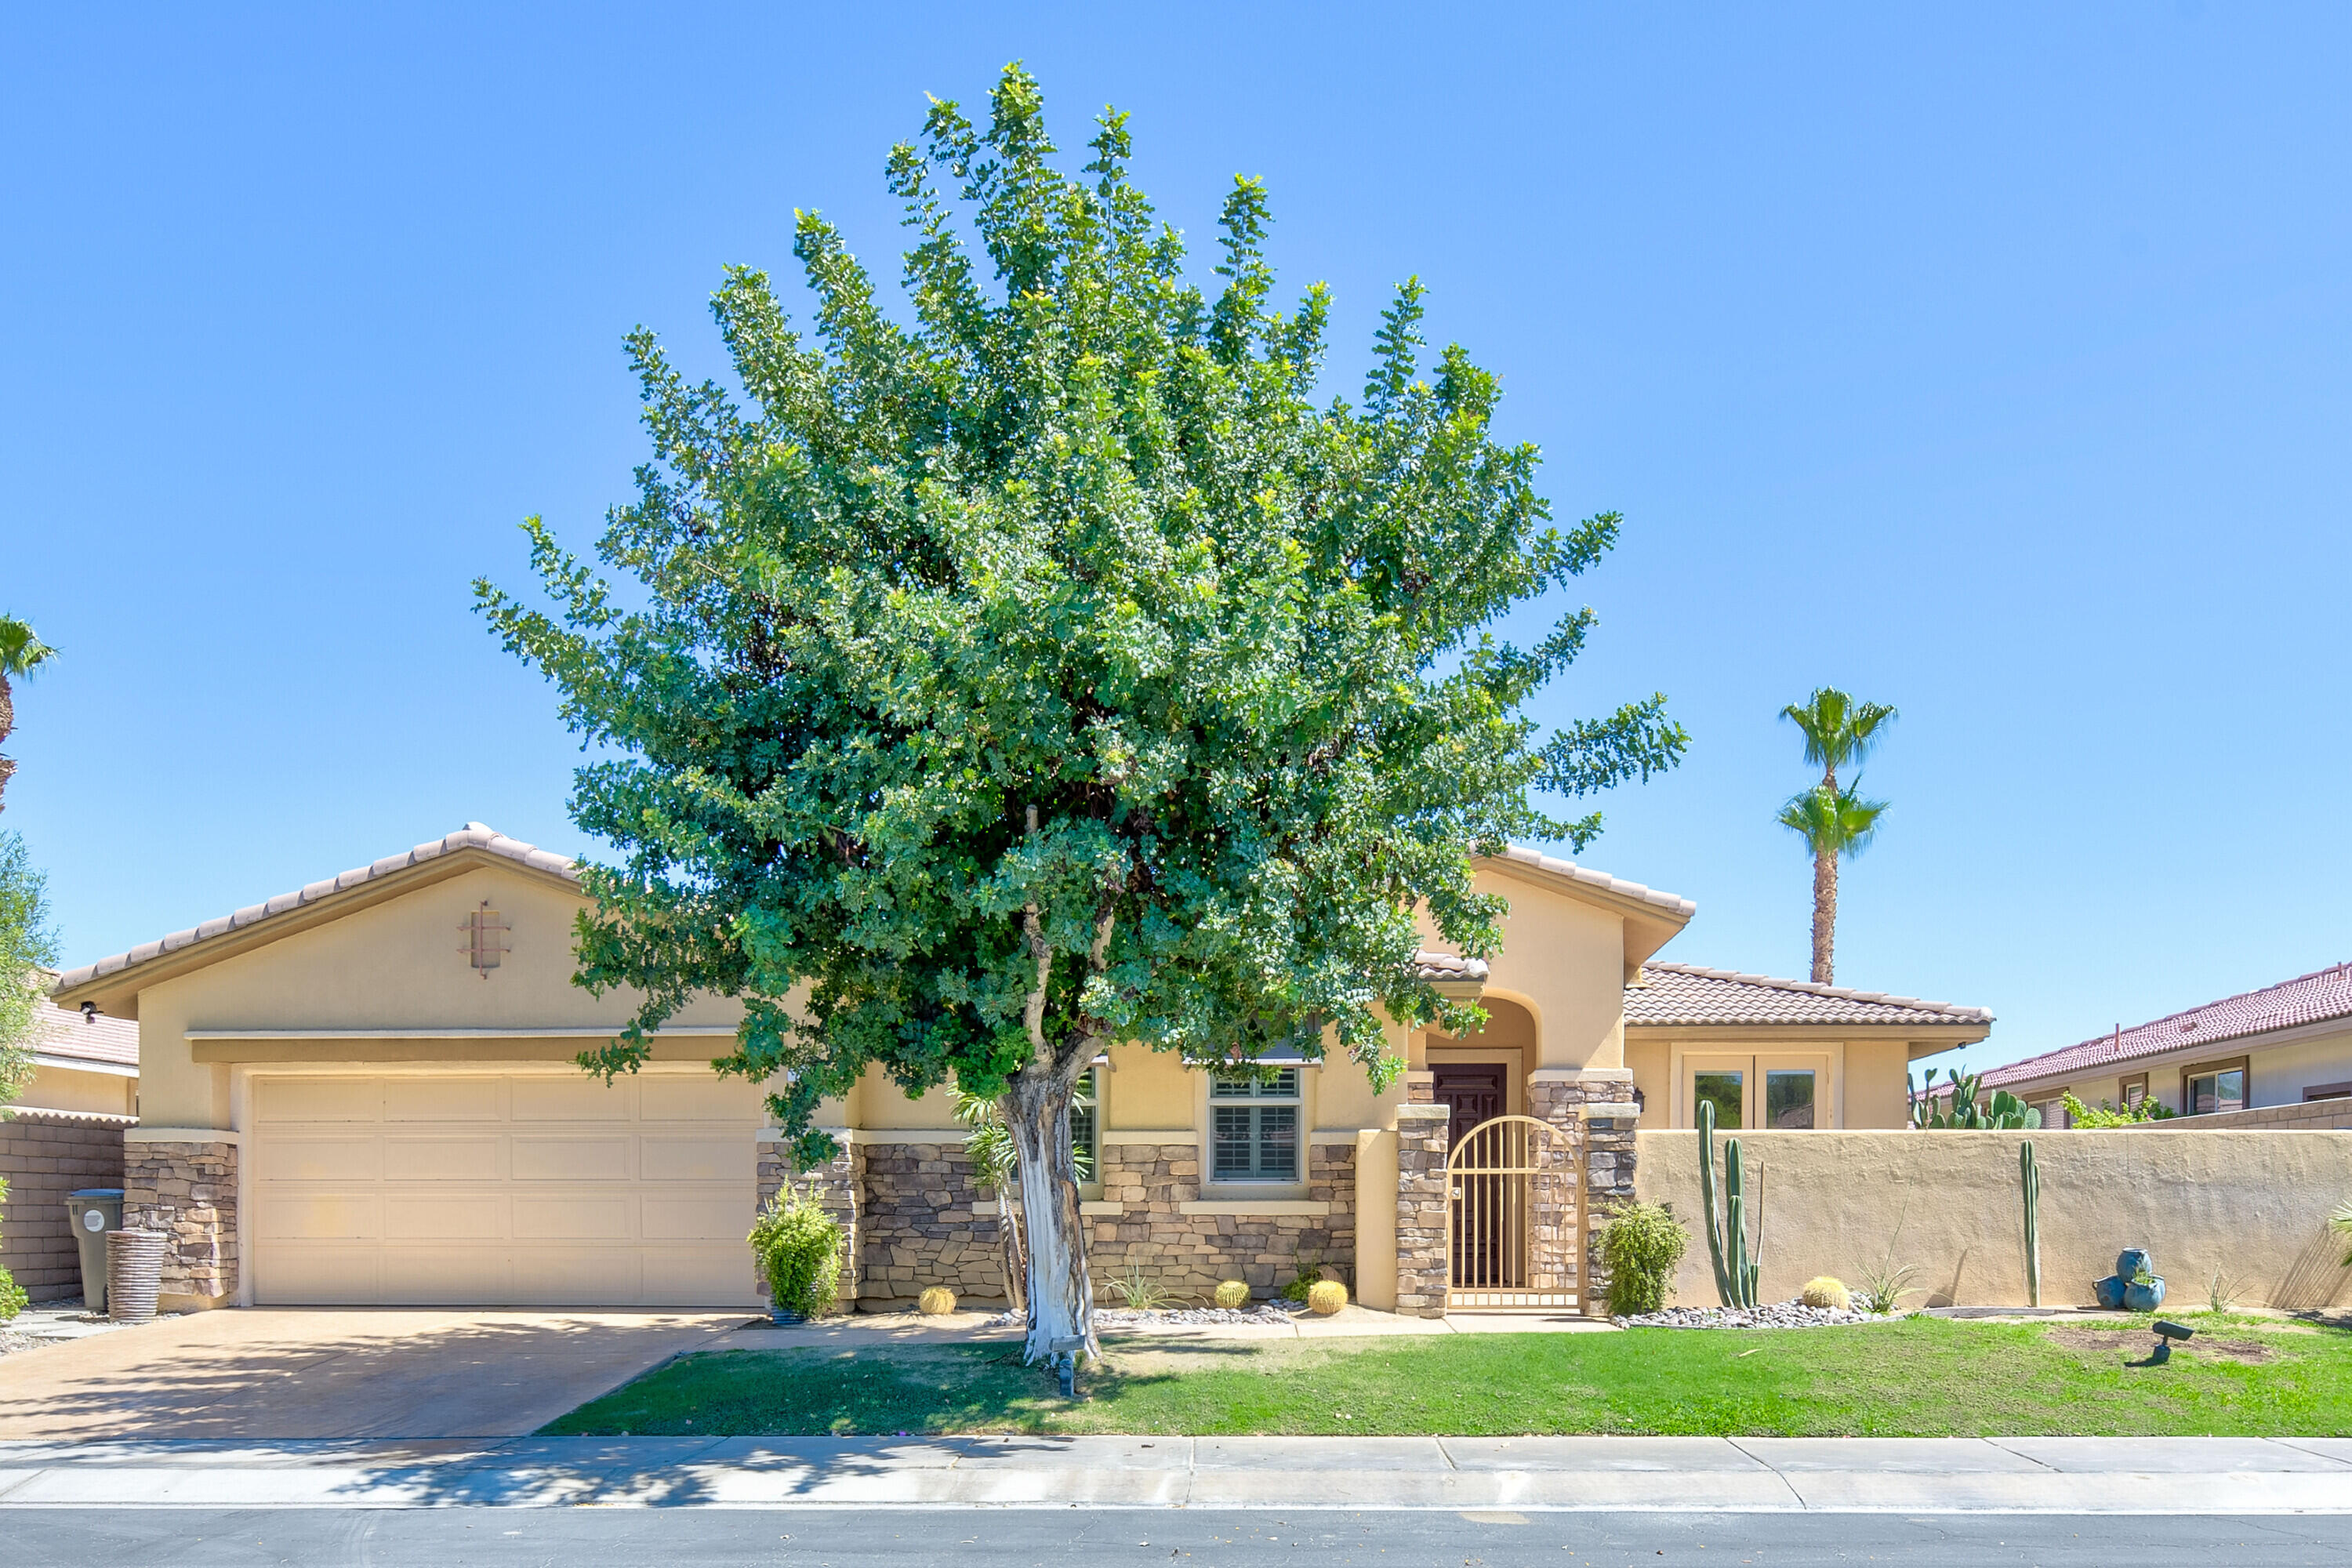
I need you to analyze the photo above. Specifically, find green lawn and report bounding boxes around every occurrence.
[543,1312,2352,1439]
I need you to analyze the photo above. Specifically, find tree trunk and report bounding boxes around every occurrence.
[1006,1062,1098,1364]
[0,673,14,814]
[996,1179,1029,1313]
[1809,846,1838,985]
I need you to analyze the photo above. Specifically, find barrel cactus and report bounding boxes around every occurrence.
[916,1285,957,1316]
[1213,1279,1251,1309]
[1799,1276,1850,1311]
[1305,1279,1348,1316]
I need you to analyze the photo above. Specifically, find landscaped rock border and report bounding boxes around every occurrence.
[1613,1298,1890,1329]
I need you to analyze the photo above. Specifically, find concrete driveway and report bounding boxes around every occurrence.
[0,1308,753,1440]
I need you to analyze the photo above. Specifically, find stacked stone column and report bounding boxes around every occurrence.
[758,1134,862,1311]
[1525,1067,1639,1313]
[123,1138,238,1311]
[1392,1103,1452,1316]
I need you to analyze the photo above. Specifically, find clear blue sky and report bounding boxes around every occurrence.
[6,5,2347,1076]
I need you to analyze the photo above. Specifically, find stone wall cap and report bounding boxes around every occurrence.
[125,1127,243,1145]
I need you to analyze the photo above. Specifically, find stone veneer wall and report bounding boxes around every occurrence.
[2117,1100,2352,1131]
[0,1114,128,1302]
[123,1139,238,1308]
[858,1142,1007,1308]
[1392,1105,1451,1316]
[1087,1141,1355,1298]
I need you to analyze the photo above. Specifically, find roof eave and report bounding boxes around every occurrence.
[51,846,579,1021]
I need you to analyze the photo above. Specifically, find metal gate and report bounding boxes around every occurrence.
[1446,1114,1580,1312]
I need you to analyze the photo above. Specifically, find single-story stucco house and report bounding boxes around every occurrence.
[1,989,140,1301]
[49,823,1991,1316]
[1980,961,2352,1131]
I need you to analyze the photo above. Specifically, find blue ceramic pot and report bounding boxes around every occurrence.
[2115,1248,2153,1281]
[2123,1276,2166,1313]
[2093,1275,2126,1310]
[771,1305,808,1325]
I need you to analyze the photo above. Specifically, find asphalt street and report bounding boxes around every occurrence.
[10,1508,2352,1566]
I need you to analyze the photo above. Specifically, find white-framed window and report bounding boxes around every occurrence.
[1210,1069,1299,1181]
[1069,1065,1101,1182]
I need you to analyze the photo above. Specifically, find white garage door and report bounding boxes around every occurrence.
[248,1071,764,1306]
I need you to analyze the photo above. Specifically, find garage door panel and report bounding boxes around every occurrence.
[379,1248,513,1304]
[252,1072,758,1306]
[260,1077,380,1122]
[387,1194,508,1241]
[383,1137,502,1182]
[516,1250,641,1305]
[514,1194,633,1240]
[256,1137,382,1182]
[640,1076,758,1121]
[257,1192,381,1240]
[638,1247,756,1305]
[384,1077,503,1122]
[641,1137,750,1182]
[511,1077,630,1122]
[262,1248,382,1304]
[512,1137,631,1182]
[641,1192,753,1242]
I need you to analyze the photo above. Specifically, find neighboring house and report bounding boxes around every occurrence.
[1980,962,2352,1130]
[49,823,1990,1317]
[2,989,140,1301]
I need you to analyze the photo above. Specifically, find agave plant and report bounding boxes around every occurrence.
[1909,1066,2042,1130]
[2330,1199,2352,1268]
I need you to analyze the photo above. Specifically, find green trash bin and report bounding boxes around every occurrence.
[66,1189,123,1314]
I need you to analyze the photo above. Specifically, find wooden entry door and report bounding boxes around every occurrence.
[1432,1065,1505,1150]
[1433,1065,1509,1286]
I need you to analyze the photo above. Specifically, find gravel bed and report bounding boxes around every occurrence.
[0,1330,42,1358]
[1612,1298,1886,1330]
[978,1305,1301,1330]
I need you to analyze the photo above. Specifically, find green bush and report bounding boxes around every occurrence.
[0,1177,22,1322]
[2060,1091,2175,1127]
[749,1178,844,1318]
[1599,1201,1690,1316]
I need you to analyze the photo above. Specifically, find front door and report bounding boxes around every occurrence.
[1433,1065,1509,1286]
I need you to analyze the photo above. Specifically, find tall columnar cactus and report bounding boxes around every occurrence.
[1697,1099,1762,1308]
[2020,1139,2042,1308]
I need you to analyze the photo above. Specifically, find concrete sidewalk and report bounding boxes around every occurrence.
[3,1435,2348,1512]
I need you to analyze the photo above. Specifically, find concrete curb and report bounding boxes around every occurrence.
[2,1435,2349,1512]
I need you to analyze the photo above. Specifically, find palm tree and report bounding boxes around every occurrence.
[0,618,58,815]
[1777,688,1896,985]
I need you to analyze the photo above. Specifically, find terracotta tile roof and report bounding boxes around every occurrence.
[1624,961,1994,1028]
[53,823,575,995]
[25,991,139,1069]
[1489,845,1697,920]
[1412,950,1490,982]
[1980,960,2352,1090]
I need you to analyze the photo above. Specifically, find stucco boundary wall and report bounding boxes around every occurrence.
[2120,1101,2352,1132]
[1635,1130,2352,1313]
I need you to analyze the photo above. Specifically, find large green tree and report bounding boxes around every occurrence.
[480,66,1684,1361]
[1777,688,1895,984]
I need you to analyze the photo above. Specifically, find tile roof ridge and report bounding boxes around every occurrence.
[1492,844,1697,918]
[1980,957,2352,1086]
[1638,960,1993,1022]
[53,822,578,994]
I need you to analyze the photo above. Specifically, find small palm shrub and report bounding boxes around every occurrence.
[749,1179,844,1319]
[1598,1201,1689,1316]
[1800,1276,1851,1311]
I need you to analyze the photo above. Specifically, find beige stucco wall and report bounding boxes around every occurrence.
[1472,864,1628,1072]
[15,1061,136,1118]
[1637,1128,2352,1312]
[1844,1040,1913,1129]
[132,863,747,1129]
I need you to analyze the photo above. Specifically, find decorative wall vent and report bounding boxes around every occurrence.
[458,902,510,975]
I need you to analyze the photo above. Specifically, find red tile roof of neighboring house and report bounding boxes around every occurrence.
[25,990,138,1069]
[1624,962,1994,1028]
[1980,960,2352,1090]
